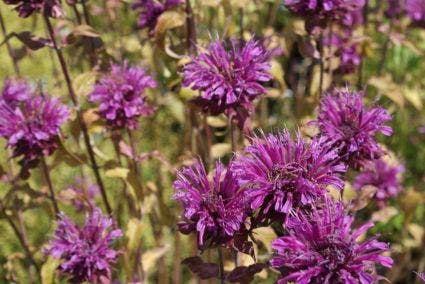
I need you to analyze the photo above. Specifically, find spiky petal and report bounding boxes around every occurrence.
[89,61,157,130]
[271,197,393,284]
[182,38,272,130]
[45,209,122,283]
[232,131,346,223]
[173,160,247,249]
[312,88,392,169]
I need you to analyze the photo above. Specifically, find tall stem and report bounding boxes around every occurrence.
[44,16,112,215]
[185,0,197,55]
[229,117,237,152]
[41,157,60,216]
[318,31,324,97]
[217,246,225,284]
[0,200,40,273]
[0,9,20,75]
[357,0,369,89]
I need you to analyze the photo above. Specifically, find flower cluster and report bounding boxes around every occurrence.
[232,131,346,223]
[3,0,63,18]
[182,38,271,130]
[0,81,69,176]
[405,0,425,27]
[311,88,392,169]
[354,158,404,207]
[45,209,122,283]
[283,0,365,31]
[270,197,393,283]
[173,160,247,249]
[132,0,183,35]
[89,61,157,130]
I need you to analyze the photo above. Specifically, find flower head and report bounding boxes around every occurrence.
[1,78,31,108]
[385,0,404,19]
[173,160,247,249]
[312,88,392,169]
[283,0,365,31]
[232,131,346,223]
[0,93,69,176]
[405,0,425,26]
[182,38,271,130]
[132,0,183,35]
[270,198,393,284]
[45,209,122,283]
[89,61,157,130]
[354,158,404,207]
[62,177,99,212]
[3,0,63,18]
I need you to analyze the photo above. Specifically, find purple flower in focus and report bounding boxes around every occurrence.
[45,208,122,283]
[354,159,404,207]
[284,0,365,31]
[173,160,247,250]
[232,131,346,223]
[270,197,393,284]
[183,38,271,130]
[3,0,63,18]
[0,93,69,177]
[312,88,392,170]
[132,0,183,35]
[406,0,425,26]
[90,61,157,130]
[1,78,31,108]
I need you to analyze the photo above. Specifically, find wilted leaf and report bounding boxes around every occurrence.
[154,11,186,39]
[368,76,404,107]
[270,60,285,87]
[142,245,171,273]
[226,263,266,283]
[402,87,423,110]
[0,32,51,50]
[182,256,219,279]
[371,206,398,223]
[207,116,227,128]
[251,227,277,253]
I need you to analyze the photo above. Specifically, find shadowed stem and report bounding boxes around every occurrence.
[218,246,225,284]
[44,16,112,215]
[229,117,237,152]
[318,31,324,97]
[185,0,197,55]
[203,115,213,168]
[0,9,20,75]
[41,157,60,216]
[357,0,369,89]
[0,200,40,274]
[239,7,244,39]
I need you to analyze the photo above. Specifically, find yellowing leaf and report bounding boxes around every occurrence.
[126,218,144,254]
[270,60,285,88]
[105,167,130,179]
[154,11,186,38]
[402,87,423,110]
[251,227,277,253]
[41,257,60,284]
[210,143,232,159]
[142,245,171,274]
[73,72,97,98]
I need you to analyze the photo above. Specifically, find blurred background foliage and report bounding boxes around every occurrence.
[0,0,424,283]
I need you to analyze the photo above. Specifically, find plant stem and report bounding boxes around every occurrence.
[239,7,244,39]
[0,200,40,274]
[217,246,225,284]
[229,117,237,152]
[185,0,197,55]
[318,31,324,97]
[0,9,20,75]
[41,157,60,216]
[357,0,369,89]
[203,115,212,167]
[44,16,112,215]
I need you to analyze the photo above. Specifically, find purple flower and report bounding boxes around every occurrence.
[232,131,346,223]
[312,88,392,170]
[0,94,69,176]
[173,160,247,250]
[385,0,404,19]
[338,44,362,74]
[354,159,404,207]
[89,61,157,130]
[270,197,393,284]
[183,38,271,130]
[3,0,64,18]
[63,177,99,212]
[415,272,425,283]
[1,78,31,108]
[45,208,122,283]
[132,0,183,35]
[284,0,365,31]
[405,0,425,26]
